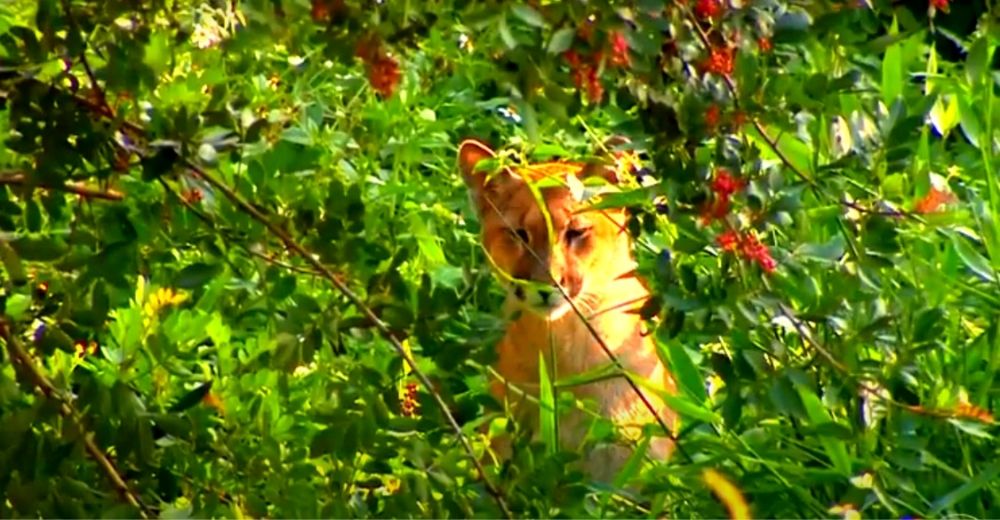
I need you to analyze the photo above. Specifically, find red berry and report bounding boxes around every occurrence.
[705,104,721,129]
[401,382,420,417]
[564,49,581,66]
[711,168,744,198]
[608,31,630,68]
[694,0,723,19]
[739,233,777,273]
[757,37,773,53]
[717,229,740,252]
[567,53,603,103]
[368,54,401,98]
[183,188,204,204]
[732,110,747,128]
[914,187,955,214]
[699,196,731,225]
[704,46,735,76]
[929,0,949,12]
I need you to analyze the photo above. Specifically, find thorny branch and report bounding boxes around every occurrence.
[0,320,153,518]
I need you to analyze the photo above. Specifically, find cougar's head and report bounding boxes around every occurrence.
[457,139,636,320]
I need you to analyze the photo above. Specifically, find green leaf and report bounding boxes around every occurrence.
[655,334,706,403]
[881,17,904,106]
[498,14,517,50]
[658,393,720,424]
[965,37,990,85]
[37,323,76,354]
[24,198,41,232]
[745,124,813,178]
[408,212,446,267]
[5,293,31,319]
[510,4,545,28]
[547,27,574,54]
[310,427,340,457]
[929,461,1000,515]
[950,232,996,283]
[175,262,222,289]
[555,361,619,388]
[957,95,984,149]
[168,381,213,413]
[796,384,852,476]
[0,241,27,285]
[12,236,69,261]
[612,433,649,489]
[587,186,655,210]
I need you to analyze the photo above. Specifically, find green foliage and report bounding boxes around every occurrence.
[1,0,998,518]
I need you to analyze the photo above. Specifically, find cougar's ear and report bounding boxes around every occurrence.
[458,138,519,215]
[458,139,495,182]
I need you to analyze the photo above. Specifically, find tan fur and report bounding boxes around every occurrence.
[457,139,678,482]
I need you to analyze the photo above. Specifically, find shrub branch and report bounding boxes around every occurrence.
[184,163,512,517]
[0,171,124,201]
[23,61,513,515]
[0,320,152,518]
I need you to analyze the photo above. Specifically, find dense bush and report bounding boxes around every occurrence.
[1,0,998,517]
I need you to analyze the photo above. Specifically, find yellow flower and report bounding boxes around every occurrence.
[383,477,401,495]
[829,503,861,520]
[140,284,189,328]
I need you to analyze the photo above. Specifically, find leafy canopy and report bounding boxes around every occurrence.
[0,0,998,518]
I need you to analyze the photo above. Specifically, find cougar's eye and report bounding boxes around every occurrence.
[565,227,591,244]
[508,228,530,243]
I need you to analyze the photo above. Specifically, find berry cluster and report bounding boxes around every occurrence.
[74,339,99,358]
[356,36,401,98]
[702,168,778,273]
[953,401,994,424]
[701,168,745,223]
[694,0,724,20]
[563,28,631,103]
[703,46,735,76]
[182,188,204,204]
[564,50,603,103]
[401,382,420,417]
[717,230,777,273]
[914,186,954,214]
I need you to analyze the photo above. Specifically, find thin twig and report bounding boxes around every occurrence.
[0,320,152,518]
[59,0,112,117]
[0,171,124,201]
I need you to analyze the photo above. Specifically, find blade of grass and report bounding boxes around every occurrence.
[795,384,852,477]
[538,350,558,455]
[929,460,1000,516]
